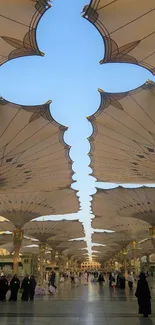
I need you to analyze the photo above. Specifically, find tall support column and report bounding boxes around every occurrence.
[13,228,23,275]
[121,248,128,274]
[51,250,56,264]
[131,241,138,276]
[39,243,46,287]
[149,227,155,248]
[116,253,121,271]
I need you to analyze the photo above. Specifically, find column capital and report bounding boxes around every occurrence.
[131,241,137,250]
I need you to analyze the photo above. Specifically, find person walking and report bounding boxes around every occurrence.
[0,275,8,301]
[49,271,56,289]
[84,271,88,285]
[98,272,105,283]
[30,275,37,301]
[9,274,20,301]
[119,272,126,289]
[127,272,134,290]
[109,272,112,287]
[21,275,31,301]
[135,272,151,318]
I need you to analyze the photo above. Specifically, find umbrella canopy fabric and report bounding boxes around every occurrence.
[0,0,51,66]
[83,0,155,74]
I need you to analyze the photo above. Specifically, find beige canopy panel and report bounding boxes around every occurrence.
[83,0,155,74]
[92,230,148,251]
[61,241,87,257]
[0,233,12,245]
[0,0,51,66]
[0,220,14,232]
[0,190,79,228]
[59,240,87,252]
[20,245,39,255]
[92,214,149,233]
[23,220,84,242]
[0,98,76,192]
[88,81,155,183]
[138,239,154,256]
[0,238,33,254]
[92,186,155,228]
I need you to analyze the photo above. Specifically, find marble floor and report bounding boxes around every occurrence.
[1,278,155,325]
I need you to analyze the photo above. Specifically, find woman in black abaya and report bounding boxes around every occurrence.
[135,272,151,318]
[9,274,20,301]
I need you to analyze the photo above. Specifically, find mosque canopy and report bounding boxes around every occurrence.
[0,0,51,66]
[59,240,87,253]
[92,186,155,228]
[23,220,84,243]
[61,240,87,258]
[138,239,154,256]
[92,228,149,259]
[88,81,155,183]
[0,190,79,228]
[0,98,75,192]
[92,232,131,248]
[83,1,155,74]
[0,238,34,254]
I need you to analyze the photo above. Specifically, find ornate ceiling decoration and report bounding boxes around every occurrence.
[23,220,84,243]
[92,186,155,228]
[88,81,155,183]
[0,190,79,228]
[0,0,51,66]
[83,1,155,74]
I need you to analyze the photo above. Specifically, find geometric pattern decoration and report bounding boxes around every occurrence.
[23,220,85,243]
[83,1,155,74]
[92,187,155,228]
[0,0,51,66]
[88,81,155,183]
[0,98,75,192]
[0,190,79,228]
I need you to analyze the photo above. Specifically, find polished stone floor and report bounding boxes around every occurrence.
[1,277,155,324]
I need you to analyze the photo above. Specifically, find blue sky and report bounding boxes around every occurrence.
[1,0,155,257]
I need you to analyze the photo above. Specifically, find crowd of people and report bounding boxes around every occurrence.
[0,269,153,318]
[0,274,36,302]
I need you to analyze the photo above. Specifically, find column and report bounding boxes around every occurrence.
[51,250,56,264]
[39,243,46,287]
[131,241,138,276]
[12,228,23,275]
[149,227,155,248]
[121,248,128,274]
